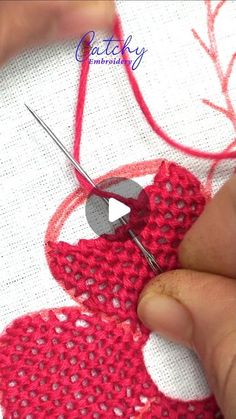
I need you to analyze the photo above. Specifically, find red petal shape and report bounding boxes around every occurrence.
[48,162,206,325]
[0,307,220,418]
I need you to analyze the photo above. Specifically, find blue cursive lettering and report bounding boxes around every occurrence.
[75,31,95,62]
[75,31,147,70]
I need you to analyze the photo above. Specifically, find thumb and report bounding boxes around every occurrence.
[138,175,236,418]
[138,270,236,417]
[0,0,114,65]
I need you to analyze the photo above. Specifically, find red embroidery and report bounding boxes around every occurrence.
[0,308,219,418]
[2,1,234,416]
[0,161,222,417]
[48,162,206,327]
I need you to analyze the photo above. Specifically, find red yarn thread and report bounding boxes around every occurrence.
[73,13,236,192]
[0,24,224,416]
[73,42,137,209]
[114,15,236,160]
[0,162,221,418]
[45,161,219,417]
[48,161,207,325]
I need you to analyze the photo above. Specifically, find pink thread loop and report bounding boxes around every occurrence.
[113,16,236,160]
[73,13,236,190]
[73,40,137,207]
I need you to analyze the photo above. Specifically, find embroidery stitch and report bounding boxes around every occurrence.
[2,1,234,416]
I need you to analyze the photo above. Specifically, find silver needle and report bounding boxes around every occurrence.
[25,104,162,273]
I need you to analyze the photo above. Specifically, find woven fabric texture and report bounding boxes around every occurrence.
[0,308,219,418]
[1,0,236,417]
[48,162,206,325]
[1,161,221,417]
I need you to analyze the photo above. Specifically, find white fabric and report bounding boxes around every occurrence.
[143,333,210,400]
[1,0,236,412]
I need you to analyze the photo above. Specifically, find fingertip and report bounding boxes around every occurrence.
[57,0,115,39]
[0,0,116,66]
[178,174,236,278]
[138,290,193,346]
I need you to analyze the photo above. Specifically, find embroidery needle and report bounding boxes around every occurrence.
[25,104,162,274]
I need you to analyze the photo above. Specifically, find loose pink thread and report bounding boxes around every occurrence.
[1,6,231,417]
[73,9,236,197]
[191,0,236,192]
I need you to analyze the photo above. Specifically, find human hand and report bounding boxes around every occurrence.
[0,0,114,66]
[138,175,236,419]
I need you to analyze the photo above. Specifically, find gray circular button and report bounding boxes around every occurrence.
[85,177,150,241]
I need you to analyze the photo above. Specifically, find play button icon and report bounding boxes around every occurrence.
[85,176,151,240]
[108,198,131,223]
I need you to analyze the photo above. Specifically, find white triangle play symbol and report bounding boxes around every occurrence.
[108,198,131,223]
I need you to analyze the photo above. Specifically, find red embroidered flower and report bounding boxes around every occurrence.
[0,161,221,418]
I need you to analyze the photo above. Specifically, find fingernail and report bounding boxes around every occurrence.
[138,294,193,345]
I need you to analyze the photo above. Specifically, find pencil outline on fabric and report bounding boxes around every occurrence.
[25,104,162,274]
